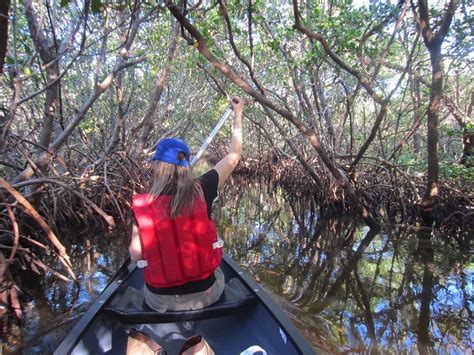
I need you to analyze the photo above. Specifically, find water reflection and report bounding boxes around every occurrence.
[14,178,472,354]
[217,178,472,353]
[16,229,129,354]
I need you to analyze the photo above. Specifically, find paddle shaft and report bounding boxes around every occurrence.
[190,107,234,167]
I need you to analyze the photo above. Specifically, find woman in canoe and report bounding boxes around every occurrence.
[129,97,244,313]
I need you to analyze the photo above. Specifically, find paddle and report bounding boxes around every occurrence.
[190,98,240,167]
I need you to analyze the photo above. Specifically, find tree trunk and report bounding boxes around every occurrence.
[419,45,443,225]
[24,0,66,207]
[423,49,442,205]
[416,0,457,224]
[24,0,60,153]
[315,83,337,149]
[134,21,180,156]
[38,64,60,152]
[0,0,10,73]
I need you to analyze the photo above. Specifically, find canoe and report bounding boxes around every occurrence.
[54,254,314,354]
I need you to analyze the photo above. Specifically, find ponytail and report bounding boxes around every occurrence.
[149,161,204,218]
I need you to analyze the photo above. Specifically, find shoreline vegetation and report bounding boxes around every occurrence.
[0,0,472,350]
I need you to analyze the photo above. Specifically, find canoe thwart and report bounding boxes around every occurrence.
[103,277,258,324]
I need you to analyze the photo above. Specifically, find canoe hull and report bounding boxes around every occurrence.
[55,255,314,355]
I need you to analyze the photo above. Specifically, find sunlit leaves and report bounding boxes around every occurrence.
[439,163,474,180]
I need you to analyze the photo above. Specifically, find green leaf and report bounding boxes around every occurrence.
[312,6,321,17]
[60,0,71,7]
[90,0,103,13]
[268,39,279,52]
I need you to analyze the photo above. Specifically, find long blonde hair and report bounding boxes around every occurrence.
[148,161,204,218]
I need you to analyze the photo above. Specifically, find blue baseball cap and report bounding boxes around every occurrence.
[151,138,190,167]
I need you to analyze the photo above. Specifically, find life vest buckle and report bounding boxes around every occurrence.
[136,260,148,268]
[212,240,224,249]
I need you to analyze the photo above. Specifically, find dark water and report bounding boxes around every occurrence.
[11,179,473,354]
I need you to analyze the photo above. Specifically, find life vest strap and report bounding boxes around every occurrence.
[212,240,224,249]
[136,260,148,268]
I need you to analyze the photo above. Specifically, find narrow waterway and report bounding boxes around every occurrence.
[11,178,473,354]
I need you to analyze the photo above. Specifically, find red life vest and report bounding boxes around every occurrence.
[132,193,222,288]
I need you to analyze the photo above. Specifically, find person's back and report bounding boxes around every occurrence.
[129,97,244,312]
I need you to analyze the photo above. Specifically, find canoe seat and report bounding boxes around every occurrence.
[103,277,258,323]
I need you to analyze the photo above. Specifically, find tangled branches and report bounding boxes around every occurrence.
[228,151,473,225]
[0,148,150,331]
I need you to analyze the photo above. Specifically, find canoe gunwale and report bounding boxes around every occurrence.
[222,255,314,354]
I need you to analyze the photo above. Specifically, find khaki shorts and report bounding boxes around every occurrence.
[144,267,225,313]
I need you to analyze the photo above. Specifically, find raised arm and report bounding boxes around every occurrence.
[213,97,244,189]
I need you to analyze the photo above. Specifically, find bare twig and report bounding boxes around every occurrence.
[12,178,115,228]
